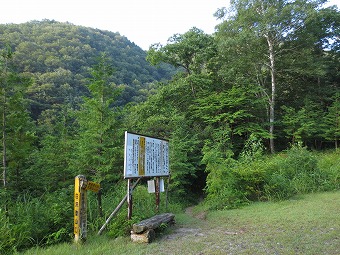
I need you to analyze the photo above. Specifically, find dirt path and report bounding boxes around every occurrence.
[185,205,207,220]
[160,206,208,241]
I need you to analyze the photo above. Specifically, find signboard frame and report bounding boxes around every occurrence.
[124,131,170,179]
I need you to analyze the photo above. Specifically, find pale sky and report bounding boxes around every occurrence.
[1,0,338,50]
[1,0,228,50]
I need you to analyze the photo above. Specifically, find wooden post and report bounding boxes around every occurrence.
[155,177,160,213]
[74,175,87,243]
[165,176,170,211]
[127,179,133,220]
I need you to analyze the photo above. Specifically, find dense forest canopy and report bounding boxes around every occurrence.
[0,1,339,254]
[0,20,174,119]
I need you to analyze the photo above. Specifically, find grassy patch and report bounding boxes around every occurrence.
[19,191,339,255]
[203,191,339,254]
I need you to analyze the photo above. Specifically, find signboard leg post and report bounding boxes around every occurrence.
[155,177,160,213]
[165,176,170,210]
[127,179,133,220]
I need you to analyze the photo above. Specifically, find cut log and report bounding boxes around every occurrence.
[130,229,155,243]
[132,213,175,234]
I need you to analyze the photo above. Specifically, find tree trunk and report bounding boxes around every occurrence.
[97,189,103,217]
[266,35,276,154]
[2,98,6,189]
[335,139,338,150]
[1,56,8,215]
[2,96,8,215]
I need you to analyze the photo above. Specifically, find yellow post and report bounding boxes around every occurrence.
[74,175,87,243]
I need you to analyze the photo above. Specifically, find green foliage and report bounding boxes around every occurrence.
[281,99,324,146]
[323,93,340,148]
[0,190,73,254]
[192,85,269,153]
[203,144,246,209]
[238,134,265,162]
[72,55,124,183]
[26,108,75,196]
[316,150,340,190]
[0,20,173,120]
[215,0,339,151]
[125,77,205,199]
[205,145,340,209]
[263,145,318,199]
[147,27,216,75]
[17,191,340,255]
[168,117,202,200]
[0,209,19,255]
[0,44,37,207]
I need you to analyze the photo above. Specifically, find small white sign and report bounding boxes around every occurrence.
[147,180,155,193]
[124,132,170,178]
[159,178,165,192]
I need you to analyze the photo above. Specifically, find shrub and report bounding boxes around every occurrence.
[263,145,327,200]
[203,148,249,210]
[317,150,340,190]
[0,210,19,255]
[204,144,340,209]
[0,190,73,254]
[234,161,267,201]
[264,172,293,200]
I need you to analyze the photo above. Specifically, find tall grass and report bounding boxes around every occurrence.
[1,178,181,255]
[0,190,73,255]
[204,146,340,209]
[317,150,340,190]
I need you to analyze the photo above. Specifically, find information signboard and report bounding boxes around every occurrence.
[124,132,169,178]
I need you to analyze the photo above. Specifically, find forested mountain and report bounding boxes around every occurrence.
[0,20,173,118]
[0,1,339,254]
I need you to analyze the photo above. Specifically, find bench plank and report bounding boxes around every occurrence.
[132,213,175,234]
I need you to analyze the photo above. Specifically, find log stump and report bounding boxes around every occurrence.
[131,229,155,243]
[130,213,175,243]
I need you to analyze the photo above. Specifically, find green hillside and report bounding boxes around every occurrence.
[0,20,173,118]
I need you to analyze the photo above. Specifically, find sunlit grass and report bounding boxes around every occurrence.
[19,191,339,255]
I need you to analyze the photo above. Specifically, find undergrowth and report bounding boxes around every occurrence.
[204,144,340,210]
[2,146,339,254]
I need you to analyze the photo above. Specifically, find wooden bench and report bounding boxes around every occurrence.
[130,213,175,243]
